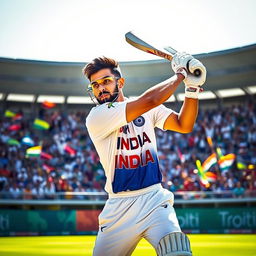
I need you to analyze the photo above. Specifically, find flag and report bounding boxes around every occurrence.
[177,147,185,163]
[41,152,53,160]
[8,124,21,131]
[218,153,236,171]
[237,162,247,170]
[26,145,42,158]
[205,172,217,182]
[4,110,15,118]
[196,160,203,174]
[12,113,23,121]
[33,118,50,130]
[202,153,217,172]
[196,160,209,186]
[42,164,55,172]
[42,101,56,109]
[195,159,218,187]
[21,136,34,146]
[248,164,255,170]
[64,144,76,157]
[237,162,255,170]
[7,139,20,146]
[216,147,224,159]
[206,136,213,148]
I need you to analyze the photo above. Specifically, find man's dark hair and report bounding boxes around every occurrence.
[83,56,121,81]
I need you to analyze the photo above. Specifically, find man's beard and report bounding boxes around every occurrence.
[97,84,119,105]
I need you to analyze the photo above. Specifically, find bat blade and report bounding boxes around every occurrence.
[125,31,176,61]
[125,31,201,77]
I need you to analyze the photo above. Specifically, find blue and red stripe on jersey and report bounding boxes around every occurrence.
[112,152,162,193]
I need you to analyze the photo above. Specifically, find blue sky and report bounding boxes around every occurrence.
[0,0,255,62]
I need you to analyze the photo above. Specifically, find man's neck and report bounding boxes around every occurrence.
[117,92,125,102]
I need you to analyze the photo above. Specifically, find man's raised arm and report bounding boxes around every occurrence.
[126,52,207,124]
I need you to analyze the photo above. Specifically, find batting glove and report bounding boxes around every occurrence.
[184,58,207,99]
[171,52,193,77]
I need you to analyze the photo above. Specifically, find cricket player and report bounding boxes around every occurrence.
[83,52,206,256]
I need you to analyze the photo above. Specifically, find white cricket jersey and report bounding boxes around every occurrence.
[86,100,173,196]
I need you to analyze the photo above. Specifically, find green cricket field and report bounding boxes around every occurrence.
[0,234,255,255]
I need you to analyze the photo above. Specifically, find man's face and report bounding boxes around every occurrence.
[90,68,119,104]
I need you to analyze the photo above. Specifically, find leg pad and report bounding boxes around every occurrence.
[156,232,192,256]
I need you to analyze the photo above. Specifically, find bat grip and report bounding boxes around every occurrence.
[187,61,201,77]
[194,69,201,77]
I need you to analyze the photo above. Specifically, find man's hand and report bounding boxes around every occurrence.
[184,58,206,99]
[184,58,206,87]
[171,52,192,78]
[171,52,207,99]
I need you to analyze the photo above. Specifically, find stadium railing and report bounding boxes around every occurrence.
[1,191,256,207]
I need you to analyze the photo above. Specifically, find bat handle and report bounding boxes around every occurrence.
[194,69,201,77]
[187,61,201,77]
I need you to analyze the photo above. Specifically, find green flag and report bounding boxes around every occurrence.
[33,119,50,130]
[7,139,20,146]
[4,110,16,118]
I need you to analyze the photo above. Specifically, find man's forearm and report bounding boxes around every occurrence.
[178,97,199,133]
[140,73,184,106]
[126,74,184,123]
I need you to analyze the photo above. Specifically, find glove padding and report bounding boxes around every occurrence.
[171,52,193,75]
[184,58,206,99]
[172,52,207,99]
[184,58,206,88]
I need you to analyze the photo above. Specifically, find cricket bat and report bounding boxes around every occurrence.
[125,31,201,76]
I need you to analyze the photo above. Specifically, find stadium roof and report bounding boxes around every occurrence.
[0,44,255,104]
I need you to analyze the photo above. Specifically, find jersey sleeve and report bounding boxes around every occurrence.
[86,101,128,140]
[148,104,174,130]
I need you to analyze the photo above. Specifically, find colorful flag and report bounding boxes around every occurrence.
[218,153,236,171]
[4,110,15,118]
[8,124,21,131]
[64,144,76,157]
[177,147,185,163]
[42,164,55,172]
[21,136,34,146]
[7,139,20,146]
[33,118,50,130]
[196,160,203,174]
[202,153,217,172]
[26,145,42,158]
[196,160,209,186]
[216,147,224,159]
[41,152,53,160]
[237,162,247,170]
[205,172,217,182]
[12,113,23,121]
[42,101,56,109]
[248,164,255,170]
[206,136,213,148]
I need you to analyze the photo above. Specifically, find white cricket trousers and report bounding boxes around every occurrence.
[93,184,181,256]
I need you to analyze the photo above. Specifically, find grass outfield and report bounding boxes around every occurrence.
[0,234,255,256]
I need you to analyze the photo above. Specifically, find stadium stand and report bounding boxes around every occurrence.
[0,44,255,202]
[0,101,255,201]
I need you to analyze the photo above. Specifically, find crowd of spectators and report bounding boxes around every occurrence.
[157,100,256,198]
[0,100,255,200]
